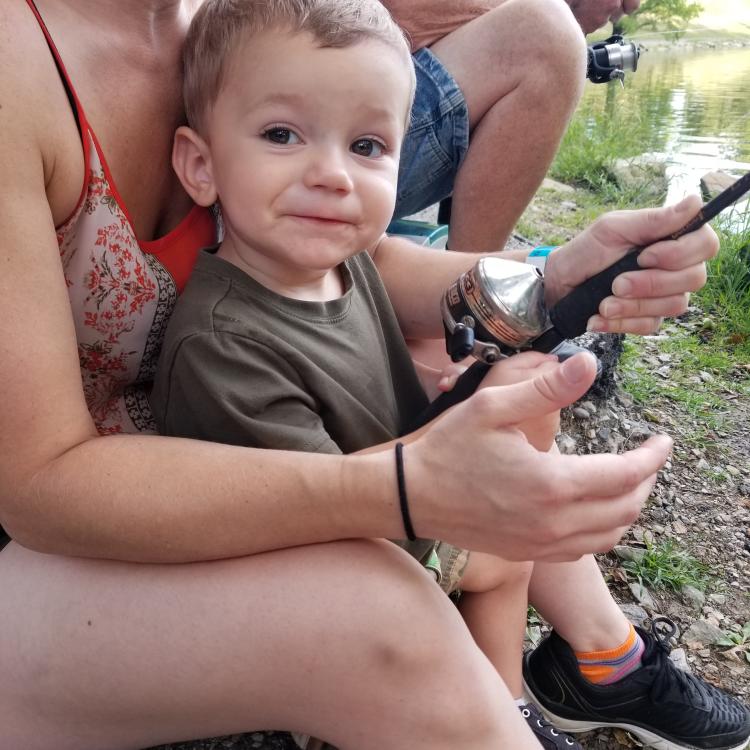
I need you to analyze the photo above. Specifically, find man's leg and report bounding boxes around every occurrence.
[0,539,542,750]
[396,0,586,252]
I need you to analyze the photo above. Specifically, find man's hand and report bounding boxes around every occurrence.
[405,352,672,561]
[566,0,641,34]
[543,195,718,335]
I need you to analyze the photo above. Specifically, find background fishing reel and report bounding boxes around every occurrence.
[587,35,640,84]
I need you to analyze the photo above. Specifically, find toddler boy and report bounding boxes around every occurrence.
[151,2,577,747]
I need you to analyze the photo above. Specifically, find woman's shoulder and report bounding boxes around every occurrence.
[1,2,84,226]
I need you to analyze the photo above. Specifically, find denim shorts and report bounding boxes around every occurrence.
[394,47,470,219]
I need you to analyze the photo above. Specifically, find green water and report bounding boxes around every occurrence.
[578,44,750,204]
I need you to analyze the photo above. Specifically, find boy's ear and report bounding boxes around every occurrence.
[172,126,218,207]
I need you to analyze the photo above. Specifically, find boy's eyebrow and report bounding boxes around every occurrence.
[247,92,306,109]
[244,92,403,124]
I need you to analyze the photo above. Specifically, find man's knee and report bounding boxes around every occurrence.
[483,0,587,97]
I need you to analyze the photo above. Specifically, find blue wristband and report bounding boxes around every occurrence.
[526,245,557,272]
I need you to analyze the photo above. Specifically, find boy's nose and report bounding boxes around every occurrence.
[303,148,354,193]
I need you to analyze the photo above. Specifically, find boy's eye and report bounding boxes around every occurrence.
[263,127,300,145]
[351,138,385,158]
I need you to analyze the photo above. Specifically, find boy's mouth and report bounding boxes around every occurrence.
[287,214,355,227]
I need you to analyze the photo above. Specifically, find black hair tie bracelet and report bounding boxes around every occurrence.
[395,442,416,541]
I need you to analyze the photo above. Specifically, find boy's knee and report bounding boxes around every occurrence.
[463,552,534,592]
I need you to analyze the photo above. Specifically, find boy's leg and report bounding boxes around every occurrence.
[529,555,630,651]
[395,0,586,252]
[0,539,543,750]
[459,552,585,750]
[525,555,750,750]
[459,552,534,697]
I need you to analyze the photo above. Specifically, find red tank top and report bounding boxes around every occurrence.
[27,0,216,435]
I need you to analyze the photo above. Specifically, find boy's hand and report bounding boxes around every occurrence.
[544,195,719,334]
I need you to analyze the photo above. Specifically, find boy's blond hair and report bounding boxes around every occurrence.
[184,0,415,133]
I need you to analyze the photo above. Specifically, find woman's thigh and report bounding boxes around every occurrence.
[0,539,503,750]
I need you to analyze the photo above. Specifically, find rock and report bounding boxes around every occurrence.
[696,458,711,472]
[700,170,737,200]
[572,407,591,419]
[556,433,577,454]
[672,520,688,534]
[629,582,656,609]
[683,619,726,646]
[612,153,668,200]
[682,584,706,609]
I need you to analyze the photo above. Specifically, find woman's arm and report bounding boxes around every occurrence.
[0,9,679,566]
[0,43,394,563]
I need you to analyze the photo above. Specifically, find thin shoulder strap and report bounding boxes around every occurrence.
[25,0,82,135]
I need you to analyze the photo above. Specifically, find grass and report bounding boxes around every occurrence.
[618,336,742,452]
[717,622,750,665]
[695,210,750,358]
[621,539,713,592]
[549,105,666,206]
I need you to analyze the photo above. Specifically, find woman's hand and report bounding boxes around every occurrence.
[543,195,718,335]
[403,352,672,562]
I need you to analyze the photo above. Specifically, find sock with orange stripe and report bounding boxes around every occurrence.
[574,623,645,685]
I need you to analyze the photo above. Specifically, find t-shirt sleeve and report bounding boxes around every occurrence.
[153,331,342,454]
[380,1,497,50]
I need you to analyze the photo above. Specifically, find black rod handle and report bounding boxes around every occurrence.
[541,171,750,346]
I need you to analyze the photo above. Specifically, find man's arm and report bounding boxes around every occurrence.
[566,0,641,34]
[382,0,641,48]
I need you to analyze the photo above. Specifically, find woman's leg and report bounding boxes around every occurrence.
[0,539,541,750]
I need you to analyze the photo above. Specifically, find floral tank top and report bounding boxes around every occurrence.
[28,0,216,435]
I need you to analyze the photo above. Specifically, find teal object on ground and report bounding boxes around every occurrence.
[387,219,449,249]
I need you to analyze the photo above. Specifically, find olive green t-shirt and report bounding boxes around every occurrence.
[151,249,430,454]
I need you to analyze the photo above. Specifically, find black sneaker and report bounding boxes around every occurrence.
[520,702,582,749]
[522,618,750,750]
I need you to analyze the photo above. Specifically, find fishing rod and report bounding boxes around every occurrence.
[411,171,750,429]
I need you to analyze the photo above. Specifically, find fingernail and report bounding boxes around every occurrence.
[637,251,656,268]
[561,352,593,383]
[601,299,622,317]
[612,277,633,297]
[586,315,606,332]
